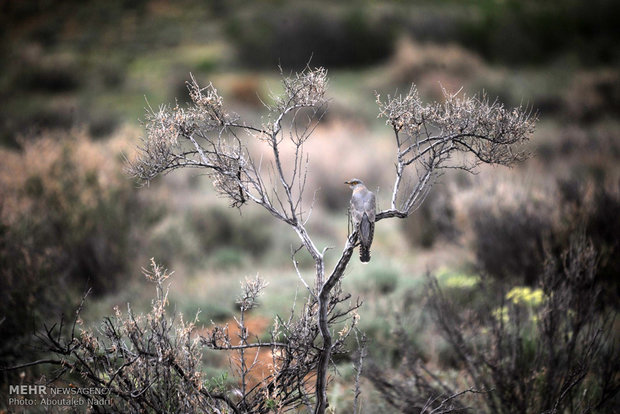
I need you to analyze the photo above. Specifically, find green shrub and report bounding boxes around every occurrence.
[371,267,399,295]
[460,0,620,65]
[172,297,234,323]
[187,207,272,258]
[226,6,395,69]
[210,247,246,269]
[434,268,485,310]
[347,262,400,295]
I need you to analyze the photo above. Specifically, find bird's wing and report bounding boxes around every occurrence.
[351,187,376,263]
[351,188,376,223]
[350,191,366,224]
[359,212,372,244]
[363,190,376,222]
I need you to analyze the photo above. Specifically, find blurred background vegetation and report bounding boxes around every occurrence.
[1,0,618,411]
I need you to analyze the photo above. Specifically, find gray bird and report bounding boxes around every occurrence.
[345,179,376,263]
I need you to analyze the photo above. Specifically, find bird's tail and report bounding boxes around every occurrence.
[359,213,373,263]
[360,244,371,263]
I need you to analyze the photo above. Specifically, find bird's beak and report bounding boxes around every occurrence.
[344,181,351,185]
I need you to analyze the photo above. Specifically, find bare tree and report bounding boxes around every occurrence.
[125,67,534,413]
[3,67,533,412]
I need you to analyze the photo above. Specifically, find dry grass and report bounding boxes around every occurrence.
[0,126,137,223]
[382,35,487,99]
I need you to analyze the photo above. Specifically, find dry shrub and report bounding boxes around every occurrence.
[35,261,238,413]
[449,170,556,286]
[0,128,148,375]
[564,70,620,123]
[0,128,136,229]
[385,36,485,98]
[18,260,360,413]
[400,182,457,248]
[557,177,620,307]
[466,177,555,285]
[536,122,620,169]
[369,236,620,413]
[455,165,620,303]
[228,75,263,107]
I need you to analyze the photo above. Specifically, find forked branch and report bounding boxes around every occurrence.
[123,68,534,414]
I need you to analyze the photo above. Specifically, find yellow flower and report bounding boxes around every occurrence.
[506,287,544,306]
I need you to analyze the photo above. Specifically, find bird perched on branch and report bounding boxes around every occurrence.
[345,179,376,263]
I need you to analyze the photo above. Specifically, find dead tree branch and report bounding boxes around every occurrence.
[122,68,534,413]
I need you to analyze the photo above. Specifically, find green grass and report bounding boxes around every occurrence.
[435,267,479,289]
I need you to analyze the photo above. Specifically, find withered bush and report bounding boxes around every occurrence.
[19,260,360,414]
[469,174,620,302]
[0,134,142,293]
[471,199,551,285]
[558,178,620,307]
[368,235,620,413]
[456,174,555,286]
[0,132,149,379]
[401,184,456,248]
[563,70,620,123]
